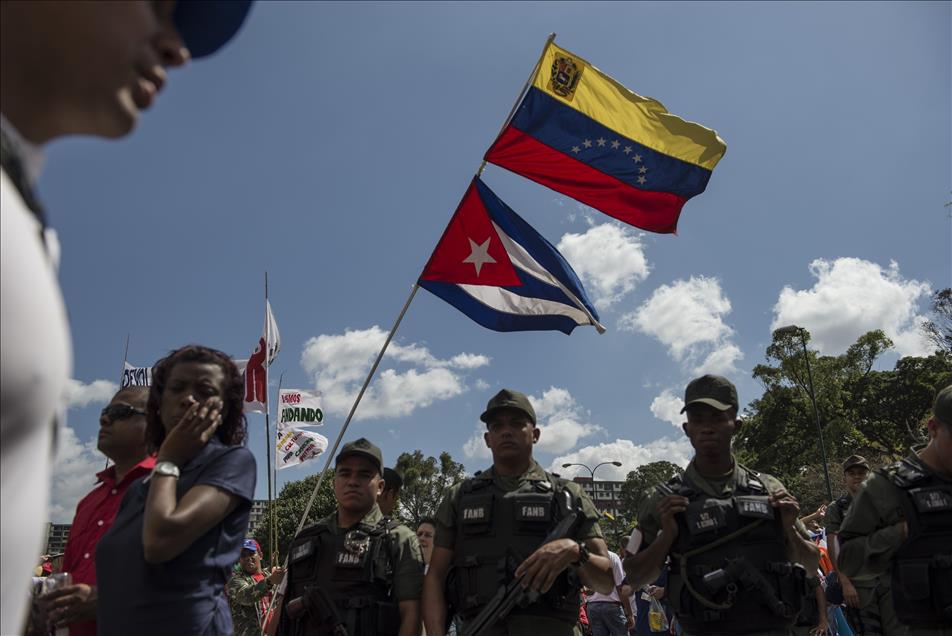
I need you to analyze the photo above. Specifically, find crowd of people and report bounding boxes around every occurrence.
[20,376,951,636]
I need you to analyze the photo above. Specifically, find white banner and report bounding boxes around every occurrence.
[121,362,152,388]
[276,427,328,470]
[277,389,324,430]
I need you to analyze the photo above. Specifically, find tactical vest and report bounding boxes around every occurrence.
[447,472,581,624]
[882,459,952,628]
[281,516,401,636]
[832,493,852,527]
[666,470,806,634]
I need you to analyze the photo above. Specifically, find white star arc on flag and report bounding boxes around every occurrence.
[462,237,497,276]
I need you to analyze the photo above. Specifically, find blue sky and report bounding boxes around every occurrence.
[42,2,950,521]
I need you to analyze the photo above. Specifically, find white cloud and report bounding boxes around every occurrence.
[48,422,105,522]
[474,379,490,391]
[620,276,743,374]
[650,390,684,429]
[549,437,693,481]
[65,379,118,409]
[461,386,602,459]
[771,258,932,356]
[558,223,650,309]
[300,326,489,420]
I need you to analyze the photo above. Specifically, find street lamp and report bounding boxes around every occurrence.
[774,325,835,503]
[562,461,622,515]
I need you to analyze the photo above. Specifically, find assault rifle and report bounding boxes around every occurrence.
[460,489,581,636]
[702,556,802,618]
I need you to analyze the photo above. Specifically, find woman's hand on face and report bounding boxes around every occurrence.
[156,396,223,466]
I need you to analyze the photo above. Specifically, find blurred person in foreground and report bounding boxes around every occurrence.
[839,385,952,636]
[228,539,285,636]
[623,374,820,636]
[44,386,153,636]
[0,2,251,633]
[94,345,257,635]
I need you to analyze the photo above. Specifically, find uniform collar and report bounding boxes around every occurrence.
[0,114,44,186]
[684,455,743,498]
[907,446,952,483]
[483,458,547,481]
[336,502,383,532]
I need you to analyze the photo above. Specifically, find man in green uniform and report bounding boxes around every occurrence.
[279,438,425,636]
[824,455,902,635]
[228,539,285,636]
[838,385,952,636]
[422,388,614,636]
[623,374,820,636]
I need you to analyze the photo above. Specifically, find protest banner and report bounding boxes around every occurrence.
[277,389,324,430]
[120,362,152,388]
[276,427,328,470]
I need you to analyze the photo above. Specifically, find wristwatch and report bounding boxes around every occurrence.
[572,541,590,568]
[152,461,181,479]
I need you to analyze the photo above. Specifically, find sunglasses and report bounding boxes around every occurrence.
[100,404,147,423]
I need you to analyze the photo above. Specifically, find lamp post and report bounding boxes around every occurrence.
[562,461,622,515]
[774,325,834,503]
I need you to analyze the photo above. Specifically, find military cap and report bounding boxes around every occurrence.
[680,374,739,413]
[336,438,383,473]
[480,389,536,426]
[842,455,869,472]
[934,384,952,426]
[382,467,403,491]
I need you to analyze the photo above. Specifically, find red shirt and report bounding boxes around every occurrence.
[62,456,155,636]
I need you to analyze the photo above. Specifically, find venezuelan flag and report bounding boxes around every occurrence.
[485,42,726,234]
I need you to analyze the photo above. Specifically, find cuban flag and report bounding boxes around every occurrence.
[419,178,604,335]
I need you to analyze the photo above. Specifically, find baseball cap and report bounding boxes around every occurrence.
[934,384,952,426]
[842,455,869,472]
[480,389,536,426]
[336,438,383,473]
[242,539,260,553]
[382,467,403,491]
[680,375,739,413]
[173,1,253,59]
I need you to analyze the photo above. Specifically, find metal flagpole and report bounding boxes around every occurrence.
[477,32,556,178]
[272,370,285,566]
[263,273,275,562]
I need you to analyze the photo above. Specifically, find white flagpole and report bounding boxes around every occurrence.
[272,370,285,566]
[263,273,275,560]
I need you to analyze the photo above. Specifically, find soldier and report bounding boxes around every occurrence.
[824,455,897,635]
[838,385,952,636]
[278,438,425,636]
[422,388,614,636]
[379,467,404,517]
[623,374,820,636]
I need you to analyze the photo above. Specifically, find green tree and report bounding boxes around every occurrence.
[618,460,684,522]
[735,328,951,512]
[253,470,336,565]
[394,450,466,527]
[922,288,952,353]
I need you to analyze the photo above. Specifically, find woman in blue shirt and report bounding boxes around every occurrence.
[96,345,257,635]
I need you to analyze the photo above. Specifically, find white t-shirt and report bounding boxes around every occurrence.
[587,550,625,603]
[1,115,72,636]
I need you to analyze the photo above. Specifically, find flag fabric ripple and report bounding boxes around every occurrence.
[485,41,726,234]
[419,178,604,335]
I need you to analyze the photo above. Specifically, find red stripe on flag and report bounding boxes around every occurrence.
[486,126,687,234]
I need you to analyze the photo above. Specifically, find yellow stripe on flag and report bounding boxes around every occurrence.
[532,42,726,170]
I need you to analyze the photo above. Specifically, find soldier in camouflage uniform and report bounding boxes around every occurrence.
[228,539,285,636]
[839,385,952,636]
[278,438,425,636]
[624,375,821,636]
[422,389,615,636]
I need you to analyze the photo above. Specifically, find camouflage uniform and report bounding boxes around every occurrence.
[227,569,274,636]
